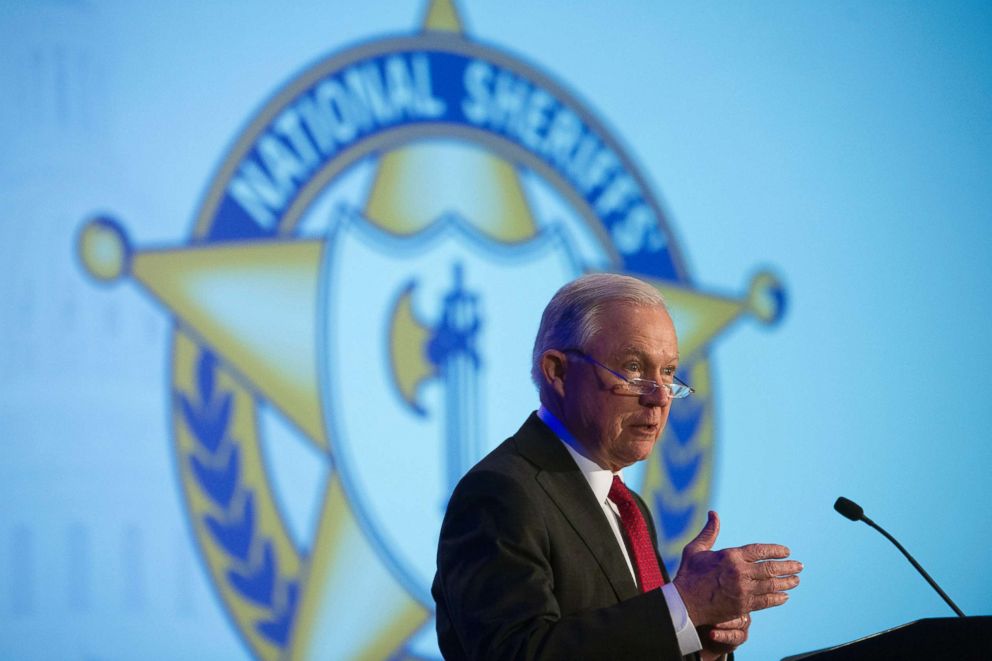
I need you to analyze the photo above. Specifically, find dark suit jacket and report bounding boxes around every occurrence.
[432,412,688,660]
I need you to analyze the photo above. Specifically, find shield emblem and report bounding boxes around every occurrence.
[319,207,590,605]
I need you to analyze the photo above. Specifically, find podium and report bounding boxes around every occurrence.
[782,616,992,660]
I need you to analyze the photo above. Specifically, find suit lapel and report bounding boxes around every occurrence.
[513,413,640,602]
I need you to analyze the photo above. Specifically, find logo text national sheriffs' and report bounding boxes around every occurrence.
[228,49,665,256]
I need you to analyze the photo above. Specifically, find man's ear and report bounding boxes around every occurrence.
[539,350,568,399]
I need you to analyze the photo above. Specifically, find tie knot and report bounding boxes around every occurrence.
[608,475,634,507]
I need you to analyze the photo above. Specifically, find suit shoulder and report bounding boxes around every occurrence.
[450,436,535,499]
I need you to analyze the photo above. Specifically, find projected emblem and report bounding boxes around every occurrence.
[77,1,785,658]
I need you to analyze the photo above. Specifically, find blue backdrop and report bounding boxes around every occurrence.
[1,1,990,659]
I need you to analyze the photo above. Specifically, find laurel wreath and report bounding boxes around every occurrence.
[178,349,299,650]
[653,362,705,573]
[174,348,703,646]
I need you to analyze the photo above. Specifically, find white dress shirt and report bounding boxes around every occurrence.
[538,406,703,657]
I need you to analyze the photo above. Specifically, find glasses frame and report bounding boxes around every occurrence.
[563,348,695,399]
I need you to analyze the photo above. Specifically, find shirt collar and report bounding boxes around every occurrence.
[538,405,621,505]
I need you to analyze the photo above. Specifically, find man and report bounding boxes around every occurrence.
[432,273,802,660]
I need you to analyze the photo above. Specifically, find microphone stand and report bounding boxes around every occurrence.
[860,513,965,618]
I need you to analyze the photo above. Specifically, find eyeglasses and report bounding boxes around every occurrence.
[563,349,695,399]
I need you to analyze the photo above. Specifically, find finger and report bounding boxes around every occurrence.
[751,559,804,579]
[709,626,748,646]
[712,615,748,630]
[683,510,720,555]
[746,591,790,612]
[751,575,801,595]
[739,543,792,561]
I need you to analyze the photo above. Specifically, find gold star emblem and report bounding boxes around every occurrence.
[78,1,784,657]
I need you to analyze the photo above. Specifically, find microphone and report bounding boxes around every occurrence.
[833,496,863,522]
[833,496,965,617]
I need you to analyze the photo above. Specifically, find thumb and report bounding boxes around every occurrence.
[683,510,720,556]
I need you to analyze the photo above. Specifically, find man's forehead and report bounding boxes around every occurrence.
[596,301,672,328]
[611,344,680,367]
[591,303,679,356]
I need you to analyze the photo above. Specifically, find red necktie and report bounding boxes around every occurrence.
[609,475,665,592]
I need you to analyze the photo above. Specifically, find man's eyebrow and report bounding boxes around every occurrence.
[615,346,680,363]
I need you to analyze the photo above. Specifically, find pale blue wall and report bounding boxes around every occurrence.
[1,1,990,659]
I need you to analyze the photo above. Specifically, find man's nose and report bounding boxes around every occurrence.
[640,383,670,407]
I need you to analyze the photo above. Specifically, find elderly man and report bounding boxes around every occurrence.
[432,273,802,660]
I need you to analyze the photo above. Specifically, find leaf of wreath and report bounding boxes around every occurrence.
[255,580,299,646]
[178,390,232,454]
[189,443,240,508]
[664,446,703,493]
[227,539,277,607]
[656,496,695,546]
[665,397,703,449]
[204,490,255,562]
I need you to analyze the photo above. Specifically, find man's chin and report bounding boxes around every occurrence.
[615,437,659,467]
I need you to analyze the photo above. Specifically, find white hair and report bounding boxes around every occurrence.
[531,272,668,396]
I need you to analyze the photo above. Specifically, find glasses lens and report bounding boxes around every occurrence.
[619,379,693,398]
[627,380,658,395]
